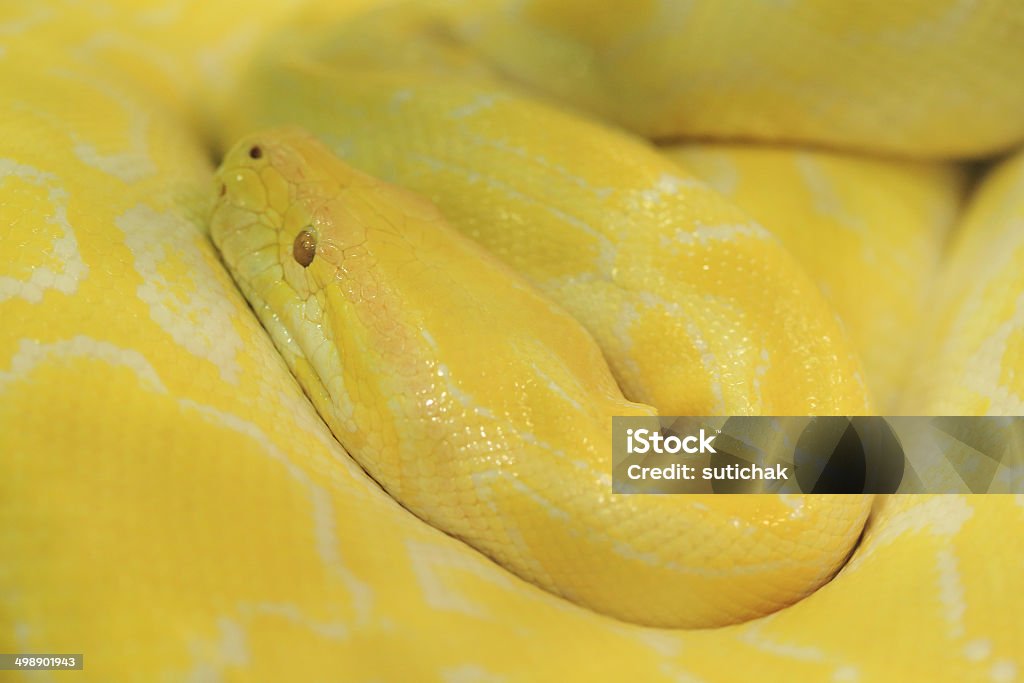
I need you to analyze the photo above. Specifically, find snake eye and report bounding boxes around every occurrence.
[293,228,317,267]
[249,145,262,159]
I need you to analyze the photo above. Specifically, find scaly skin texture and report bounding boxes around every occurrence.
[907,149,1024,414]
[1,1,1023,681]
[224,60,872,417]
[452,0,1024,157]
[210,128,871,629]
[665,145,968,412]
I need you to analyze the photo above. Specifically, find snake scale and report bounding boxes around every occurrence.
[2,1,1023,681]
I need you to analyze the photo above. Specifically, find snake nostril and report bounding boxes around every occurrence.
[249,145,262,159]
[219,183,226,197]
[293,228,317,267]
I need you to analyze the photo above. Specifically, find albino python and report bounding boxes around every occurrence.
[2,1,1023,681]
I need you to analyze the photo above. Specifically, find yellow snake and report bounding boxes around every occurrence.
[2,1,1023,681]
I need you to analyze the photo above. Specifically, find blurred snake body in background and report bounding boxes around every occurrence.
[2,1,1023,681]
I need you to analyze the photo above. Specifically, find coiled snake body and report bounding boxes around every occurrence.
[1,1,1023,681]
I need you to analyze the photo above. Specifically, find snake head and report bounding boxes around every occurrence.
[211,126,368,297]
[211,127,391,430]
[212,125,443,441]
